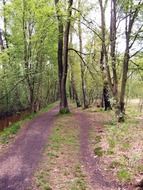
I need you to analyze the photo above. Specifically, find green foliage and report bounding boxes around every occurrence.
[0,0,58,115]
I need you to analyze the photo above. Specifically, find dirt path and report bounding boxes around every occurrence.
[76,111,120,190]
[0,107,58,190]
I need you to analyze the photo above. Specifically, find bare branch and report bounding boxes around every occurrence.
[130,47,143,58]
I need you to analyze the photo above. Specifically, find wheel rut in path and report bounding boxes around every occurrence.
[76,111,120,190]
[0,107,58,190]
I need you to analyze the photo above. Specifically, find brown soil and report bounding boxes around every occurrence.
[0,107,58,190]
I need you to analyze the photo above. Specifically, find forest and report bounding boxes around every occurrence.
[0,0,143,190]
[0,0,143,120]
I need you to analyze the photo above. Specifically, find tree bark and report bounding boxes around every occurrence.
[69,32,81,107]
[3,0,9,49]
[99,0,112,111]
[55,0,73,113]
[110,0,118,100]
[78,0,88,109]
[119,3,141,121]
[22,0,35,112]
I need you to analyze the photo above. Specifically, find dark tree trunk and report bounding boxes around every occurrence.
[103,83,112,111]
[55,0,73,113]
[70,69,81,108]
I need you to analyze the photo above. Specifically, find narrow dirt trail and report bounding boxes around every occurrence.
[0,107,58,190]
[76,111,120,190]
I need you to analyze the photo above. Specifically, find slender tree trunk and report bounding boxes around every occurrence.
[78,0,88,109]
[70,69,81,107]
[119,37,130,121]
[55,0,64,106]
[118,5,140,121]
[99,0,112,111]
[3,0,9,49]
[22,0,34,112]
[69,31,81,107]
[110,0,118,101]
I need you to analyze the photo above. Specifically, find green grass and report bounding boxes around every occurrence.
[0,102,58,144]
[102,105,143,183]
[117,169,131,182]
[34,114,89,190]
[0,122,21,144]
[70,164,87,190]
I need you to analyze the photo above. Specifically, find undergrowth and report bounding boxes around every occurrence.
[103,106,143,184]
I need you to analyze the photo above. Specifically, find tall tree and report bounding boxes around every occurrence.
[99,0,112,110]
[78,0,89,109]
[55,0,73,113]
[119,0,142,121]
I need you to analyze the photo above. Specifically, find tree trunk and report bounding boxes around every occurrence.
[55,0,73,113]
[3,0,9,49]
[69,29,81,107]
[99,0,112,111]
[70,66,81,107]
[110,0,118,101]
[103,82,112,111]
[78,0,88,109]
[118,6,139,121]
[22,0,35,112]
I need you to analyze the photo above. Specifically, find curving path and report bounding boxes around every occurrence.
[0,107,58,190]
[76,112,120,190]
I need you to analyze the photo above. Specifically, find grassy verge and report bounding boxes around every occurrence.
[0,102,58,145]
[88,105,143,185]
[32,113,91,190]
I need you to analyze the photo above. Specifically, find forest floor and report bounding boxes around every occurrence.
[0,104,143,190]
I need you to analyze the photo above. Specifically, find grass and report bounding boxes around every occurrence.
[33,113,90,190]
[0,122,21,144]
[87,103,143,185]
[0,102,57,145]
[70,164,87,190]
[117,169,131,182]
[102,105,143,183]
